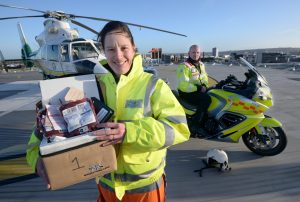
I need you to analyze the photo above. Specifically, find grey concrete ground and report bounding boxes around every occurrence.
[0,64,300,202]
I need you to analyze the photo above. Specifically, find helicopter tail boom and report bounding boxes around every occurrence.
[17,23,34,67]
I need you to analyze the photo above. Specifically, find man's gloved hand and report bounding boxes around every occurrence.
[196,85,207,93]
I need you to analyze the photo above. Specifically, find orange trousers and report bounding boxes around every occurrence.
[97,176,166,202]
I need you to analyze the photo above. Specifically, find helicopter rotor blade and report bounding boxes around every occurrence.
[0,15,45,21]
[70,19,99,35]
[0,4,45,14]
[73,15,187,37]
[0,4,187,37]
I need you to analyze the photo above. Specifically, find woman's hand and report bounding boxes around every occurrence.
[93,122,126,146]
[36,157,51,190]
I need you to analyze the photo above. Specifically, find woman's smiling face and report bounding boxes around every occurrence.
[104,31,136,77]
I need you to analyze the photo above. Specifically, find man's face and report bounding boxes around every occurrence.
[188,47,201,61]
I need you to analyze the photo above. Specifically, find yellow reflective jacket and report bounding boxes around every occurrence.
[96,54,190,199]
[177,61,208,92]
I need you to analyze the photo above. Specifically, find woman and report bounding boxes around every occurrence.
[26,21,190,202]
[93,21,190,201]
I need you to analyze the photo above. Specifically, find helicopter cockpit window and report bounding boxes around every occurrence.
[61,45,70,62]
[47,45,59,61]
[94,42,104,53]
[71,43,99,61]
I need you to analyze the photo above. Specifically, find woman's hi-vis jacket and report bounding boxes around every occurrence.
[25,54,190,201]
[176,61,208,93]
[96,54,190,200]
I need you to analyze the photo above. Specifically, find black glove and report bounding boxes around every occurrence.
[196,84,207,93]
[216,80,225,88]
[227,74,237,82]
[196,84,202,92]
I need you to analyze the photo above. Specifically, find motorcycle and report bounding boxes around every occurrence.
[173,58,287,156]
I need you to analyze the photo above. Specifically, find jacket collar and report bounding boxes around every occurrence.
[121,54,143,81]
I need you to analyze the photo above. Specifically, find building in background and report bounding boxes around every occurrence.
[161,54,171,64]
[212,47,218,57]
[148,48,162,65]
[256,52,288,63]
[149,48,162,60]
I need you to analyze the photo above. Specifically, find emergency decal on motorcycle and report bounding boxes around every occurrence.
[227,97,264,114]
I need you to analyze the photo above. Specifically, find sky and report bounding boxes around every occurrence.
[0,0,300,59]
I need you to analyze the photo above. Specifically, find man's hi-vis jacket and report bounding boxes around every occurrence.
[26,54,190,200]
[176,61,208,93]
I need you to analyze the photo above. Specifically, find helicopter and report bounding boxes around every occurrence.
[0,4,187,79]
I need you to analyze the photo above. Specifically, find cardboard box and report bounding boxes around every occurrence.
[38,75,117,190]
[41,141,117,190]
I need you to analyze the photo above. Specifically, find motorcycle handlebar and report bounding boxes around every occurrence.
[216,74,243,89]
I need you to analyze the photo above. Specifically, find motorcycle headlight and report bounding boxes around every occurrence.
[255,85,272,100]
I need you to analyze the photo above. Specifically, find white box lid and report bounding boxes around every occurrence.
[39,74,100,106]
[40,133,97,156]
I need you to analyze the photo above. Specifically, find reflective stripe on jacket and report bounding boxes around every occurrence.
[176,61,208,92]
[96,54,190,200]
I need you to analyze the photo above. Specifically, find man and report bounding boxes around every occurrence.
[176,45,211,135]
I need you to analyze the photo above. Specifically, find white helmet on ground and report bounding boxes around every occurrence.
[206,149,230,171]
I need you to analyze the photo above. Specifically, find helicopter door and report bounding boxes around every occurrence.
[46,45,64,76]
[59,44,77,74]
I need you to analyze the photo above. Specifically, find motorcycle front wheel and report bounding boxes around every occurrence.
[242,126,287,156]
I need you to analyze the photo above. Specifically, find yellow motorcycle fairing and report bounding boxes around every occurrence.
[208,89,269,116]
[207,89,268,142]
[254,116,282,134]
[220,113,265,142]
